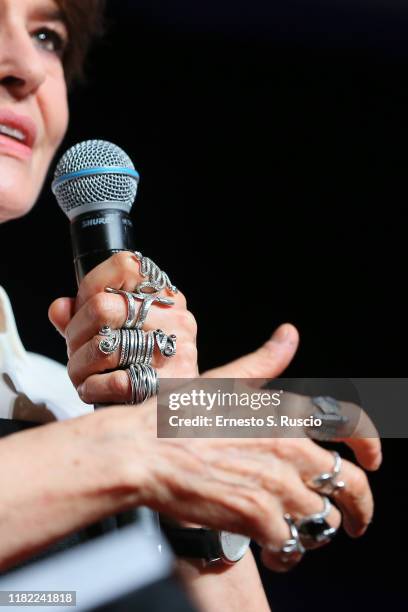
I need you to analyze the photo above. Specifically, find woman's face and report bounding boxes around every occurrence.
[0,0,69,222]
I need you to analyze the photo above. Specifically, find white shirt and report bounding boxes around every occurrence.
[0,285,92,422]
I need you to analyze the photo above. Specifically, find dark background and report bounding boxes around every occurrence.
[0,0,406,609]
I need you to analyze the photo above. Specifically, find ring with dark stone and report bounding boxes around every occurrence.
[295,496,337,546]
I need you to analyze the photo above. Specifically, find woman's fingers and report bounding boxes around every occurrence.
[49,251,187,349]
[49,251,198,405]
[148,444,341,571]
[260,546,304,573]
[279,392,382,473]
[334,405,382,472]
[213,452,342,546]
[78,370,132,405]
[270,438,374,537]
[203,324,299,379]
[48,297,75,337]
[75,251,186,310]
[69,332,198,391]
[63,291,193,356]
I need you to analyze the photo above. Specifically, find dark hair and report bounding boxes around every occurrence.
[56,0,106,85]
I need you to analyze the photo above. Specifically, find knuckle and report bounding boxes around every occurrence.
[78,380,92,404]
[89,336,102,363]
[174,309,189,327]
[111,250,131,268]
[112,251,138,278]
[260,467,287,498]
[175,290,188,309]
[272,438,298,459]
[269,437,283,457]
[87,293,112,324]
[67,360,75,384]
[240,489,272,538]
[176,310,197,335]
[349,468,370,498]
[177,342,198,371]
[109,371,130,398]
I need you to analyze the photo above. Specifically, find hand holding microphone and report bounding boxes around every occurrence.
[49,140,199,405]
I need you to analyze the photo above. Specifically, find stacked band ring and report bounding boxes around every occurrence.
[127,363,159,404]
[119,329,155,367]
[99,327,177,365]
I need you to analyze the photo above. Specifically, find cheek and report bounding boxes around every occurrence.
[39,72,69,153]
[29,71,69,200]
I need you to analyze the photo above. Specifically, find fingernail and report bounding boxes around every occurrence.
[271,326,290,344]
[77,384,84,398]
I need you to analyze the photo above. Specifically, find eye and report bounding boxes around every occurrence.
[32,28,67,56]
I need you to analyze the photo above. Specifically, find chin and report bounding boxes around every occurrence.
[0,157,47,224]
[0,201,36,223]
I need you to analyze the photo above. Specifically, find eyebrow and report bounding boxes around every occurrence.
[31,7,66,25]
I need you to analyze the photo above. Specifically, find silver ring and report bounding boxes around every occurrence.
[119,330,156,367]
[295,496,337,546]
[98,326,121,356]
[131,289,175,330]
[119,329,127,366]
[127,363,159,404]
[280,514,306,562]
[134,251,178,295]
[308,396,349,440]
[154,329,177,358]
[310,451,346,496]
[145,330,155,365]
[105,288,137,328]
[121,329,130,366]
[134,295,155,330]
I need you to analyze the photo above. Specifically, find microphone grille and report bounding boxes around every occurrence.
[52,140,139,220]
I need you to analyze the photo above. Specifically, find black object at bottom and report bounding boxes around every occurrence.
[161,524,222,561]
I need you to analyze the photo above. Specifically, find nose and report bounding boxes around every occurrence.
[0,23,46,99]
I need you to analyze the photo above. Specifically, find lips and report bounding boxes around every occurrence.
[0,108,37,151]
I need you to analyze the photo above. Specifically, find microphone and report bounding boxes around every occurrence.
[52,139,140,284]
[51,141,157,535]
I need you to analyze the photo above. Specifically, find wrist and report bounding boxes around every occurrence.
[84,404,156,508]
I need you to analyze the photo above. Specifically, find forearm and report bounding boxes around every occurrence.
[0,411,144,572]
[176,551,271,612]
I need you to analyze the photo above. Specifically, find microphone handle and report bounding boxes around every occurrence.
[72,208,143,536]
[71,209,137,285]
[72,207,137,410]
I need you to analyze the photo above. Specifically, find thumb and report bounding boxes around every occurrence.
[204,323,299,379]
[48,297,76,337]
